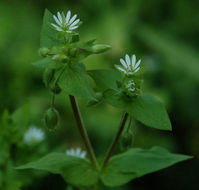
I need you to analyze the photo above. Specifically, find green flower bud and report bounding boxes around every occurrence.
[50,83,62,94]
[44,108,59,130]
[91,44,111,54]
[119,131,133,151]
[39,47,50,57]
[43,69,55,88]
[52,54,69,63]
[69,48,77,57]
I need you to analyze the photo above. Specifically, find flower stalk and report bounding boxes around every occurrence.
[102,112,129,169]
[69,95,99,169]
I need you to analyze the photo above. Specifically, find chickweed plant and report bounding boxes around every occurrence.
[17,9,192,189]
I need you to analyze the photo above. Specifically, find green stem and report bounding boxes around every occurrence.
[102,112,129,169]
[69,95,99,169]
[51,65,67,107]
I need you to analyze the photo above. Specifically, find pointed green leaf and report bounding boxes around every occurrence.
[58,63,96,100]
[88,69,122,91]
[101,146,192,187]
[16,153,68,174]
[16,153,98,187]
[40,9,61,48]
[32,57,63,69]
[104,90,172,130]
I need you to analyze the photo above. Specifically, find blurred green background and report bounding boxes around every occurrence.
[0,0,199,189]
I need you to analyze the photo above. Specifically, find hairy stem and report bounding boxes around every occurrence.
[102,112,129,169]
[69,95,99,169]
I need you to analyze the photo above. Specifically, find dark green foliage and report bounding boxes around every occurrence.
[101,146,192,186]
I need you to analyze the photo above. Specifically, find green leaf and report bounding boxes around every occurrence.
[40,9,60,48]
[32,57,62,69]
[16,153,98,187]
[104,90,172,130]
[88,69,122,91]
[61,158,99,187]
[58,63,96,100]
[101,146,192,187]
[16,153,68,173]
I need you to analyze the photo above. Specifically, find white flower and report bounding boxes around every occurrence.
[66,147,86,159]
[115,54,141,75]
[125,80,136,92]
[24,126,45,145]
[51,10,80,33]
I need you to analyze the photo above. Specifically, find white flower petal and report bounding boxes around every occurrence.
[70,19,80,27]
[120,58,128,69]
[135,59,141,69]
[76,148,81,155]
[65,10,71,23]
[127,71,134,75]
[129,88,135,92]
[115,65,127,74]
[80,152,86,158]
[66,30,72,33]
[69,25,78,30]
[51,23,63,31]
[132,54,136,68]
[53,15,61,26]
[134,67,140,73]
[57,12,63,24]
[66,148,86,159]
[69,14,77,24]
[125,54,131,68]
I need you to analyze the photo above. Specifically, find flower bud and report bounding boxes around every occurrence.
[39,47,50,57]
[44,108,59,130]
[91,44,111,54]
[43,69,55,88]
[69,48,77,57]
[119,131,133,151]
[52,54,69,63]
[50,83,62,94]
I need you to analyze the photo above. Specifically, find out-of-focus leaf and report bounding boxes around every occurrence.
[138,26,199,82]
[101,146,192,187]
[104,90,172,130]
[88,69,122,91]
[58,63,96,100]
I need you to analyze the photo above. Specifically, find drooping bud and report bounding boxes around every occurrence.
[119,130,133,151]
[91,44,111,54]
[50,83,62,94]
[39,47,50,57]
[43,68,55,88]
[44,108,59,130]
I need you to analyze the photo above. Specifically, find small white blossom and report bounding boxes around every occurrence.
[66,147,86,159]
[24,126,45,145]
[115,54,141,75]
[125,80,136,92]
[51,10,80,33]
